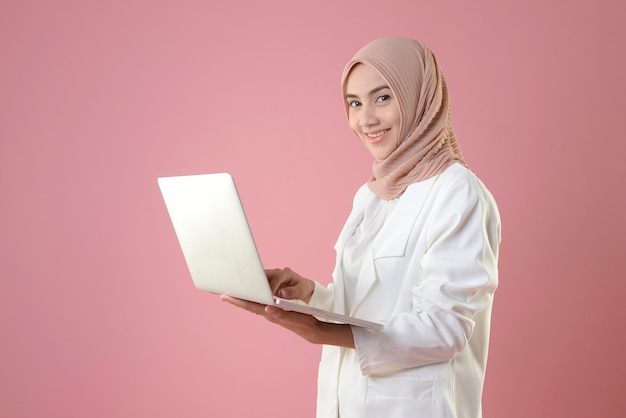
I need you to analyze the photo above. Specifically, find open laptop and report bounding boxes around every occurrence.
[157,172,383,330]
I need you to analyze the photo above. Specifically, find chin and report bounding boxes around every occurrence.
[371,148,394,161]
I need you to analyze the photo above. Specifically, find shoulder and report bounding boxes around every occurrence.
[397,164,479,207]
[401,163,500,234]
[424,164,501,238]
[436,163,481,191]
[429,163,498,209]
[352,183,375,208]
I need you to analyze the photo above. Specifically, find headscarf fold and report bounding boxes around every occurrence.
[341,37,469,200]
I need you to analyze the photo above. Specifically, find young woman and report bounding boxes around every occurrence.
[222,36,501,418]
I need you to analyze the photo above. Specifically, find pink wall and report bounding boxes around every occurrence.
[1,0,624,417]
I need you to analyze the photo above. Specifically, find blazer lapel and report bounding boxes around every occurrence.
[349,176,440,315]
[331,188,368,315]
[371,179,433,259]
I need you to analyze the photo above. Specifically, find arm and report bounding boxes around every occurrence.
[220,295,354,347]
[221,268,354,347]
[352,175,501,375]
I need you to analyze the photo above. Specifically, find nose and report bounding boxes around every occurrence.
[359,104,378,128]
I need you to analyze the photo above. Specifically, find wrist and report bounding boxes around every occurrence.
[316,322,355,348]
[302,280,315,304]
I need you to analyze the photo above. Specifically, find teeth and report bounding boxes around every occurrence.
[367,130,389,138]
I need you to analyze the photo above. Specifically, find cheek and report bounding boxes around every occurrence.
[384,107,402,128]
[348,115,360,134]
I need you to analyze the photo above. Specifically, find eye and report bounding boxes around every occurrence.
[376,94,391,103]
[348,99,362,108]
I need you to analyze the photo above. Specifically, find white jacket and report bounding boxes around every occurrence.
[309,164,501,418]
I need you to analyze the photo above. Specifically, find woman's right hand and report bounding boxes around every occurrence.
[266,267,315,304]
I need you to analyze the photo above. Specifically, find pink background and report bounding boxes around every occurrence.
[1,0,625,417]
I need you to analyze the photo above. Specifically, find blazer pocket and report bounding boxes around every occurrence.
[367,373,433,399]
[365,374,434,417]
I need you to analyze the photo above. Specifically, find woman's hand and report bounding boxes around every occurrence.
[266,267,315,303]
[220,294,354,347]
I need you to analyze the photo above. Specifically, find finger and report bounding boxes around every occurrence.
[268,270,289,293]
[220,295,267,315]
[265,305,313,323]
[264,268,279,280]
[265,267,284,275]
[276,286,298,299]
[270,268,301,294]
[266,269,285,293]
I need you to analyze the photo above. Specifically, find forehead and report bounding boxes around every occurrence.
[345,63,389,95]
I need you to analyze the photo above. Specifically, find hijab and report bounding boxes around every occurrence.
[341,37,468,200]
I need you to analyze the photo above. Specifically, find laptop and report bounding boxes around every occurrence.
[157,172,383,330]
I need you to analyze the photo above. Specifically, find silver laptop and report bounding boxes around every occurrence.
[158,172,383,330]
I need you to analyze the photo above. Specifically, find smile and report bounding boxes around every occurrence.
[366,129,390,138]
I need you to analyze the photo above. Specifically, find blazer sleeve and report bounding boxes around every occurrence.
[351,174,501,375]
[308,281,335,310]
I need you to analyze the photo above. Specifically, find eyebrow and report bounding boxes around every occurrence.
[345,85,391,99]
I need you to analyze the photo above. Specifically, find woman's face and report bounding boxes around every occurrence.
[345,64,402,161]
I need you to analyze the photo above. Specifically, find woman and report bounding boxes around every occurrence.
[222,36,501,418]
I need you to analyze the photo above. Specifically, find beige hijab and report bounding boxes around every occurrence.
[341,37,468,200]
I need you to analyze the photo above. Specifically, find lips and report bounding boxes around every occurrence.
[365,129,390,144]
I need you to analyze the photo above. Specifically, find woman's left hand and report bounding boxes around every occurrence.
[220,295,355,348]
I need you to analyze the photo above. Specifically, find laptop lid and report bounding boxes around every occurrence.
[158,173,383,329]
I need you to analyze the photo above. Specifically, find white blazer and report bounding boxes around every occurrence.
[309,164,501,418]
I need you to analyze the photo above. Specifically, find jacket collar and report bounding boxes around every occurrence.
[334,176,440,315]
